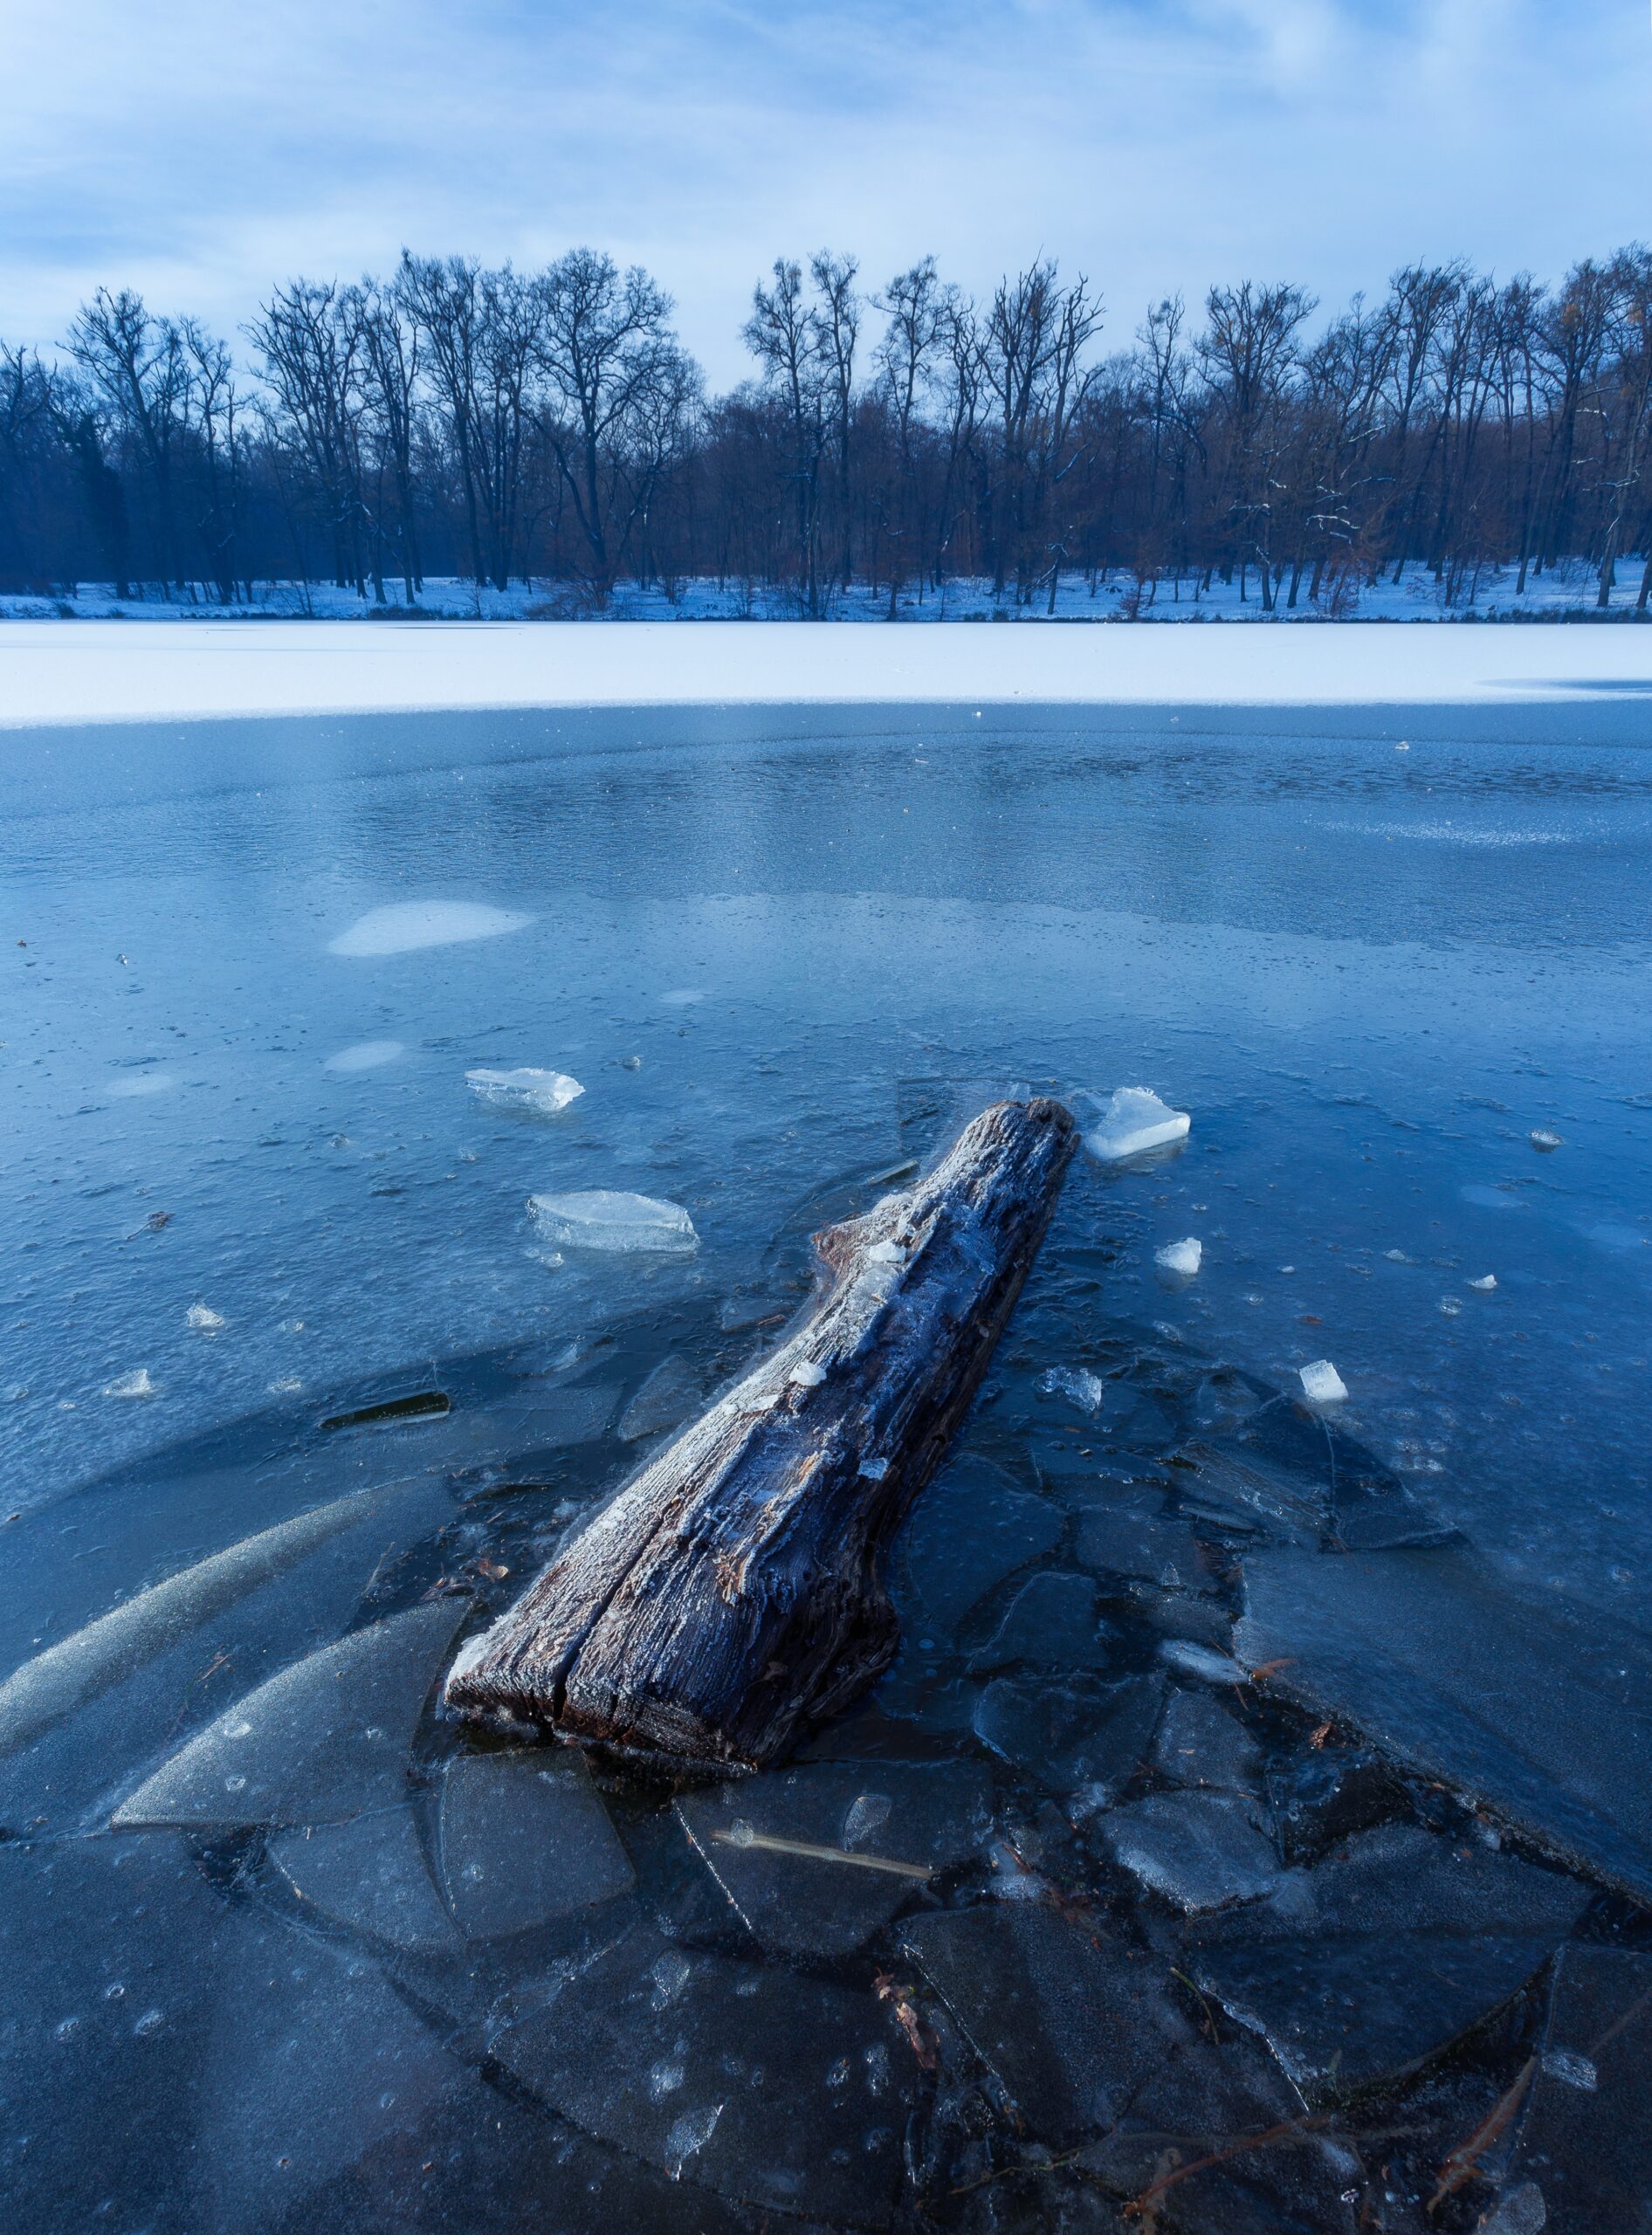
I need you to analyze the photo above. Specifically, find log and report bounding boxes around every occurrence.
[444,1097,1077,1774]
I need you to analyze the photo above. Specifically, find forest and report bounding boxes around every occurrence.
[3,244,1650,614]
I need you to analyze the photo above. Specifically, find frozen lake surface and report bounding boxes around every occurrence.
[4,696,1652,2230]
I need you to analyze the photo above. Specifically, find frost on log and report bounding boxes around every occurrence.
[445,1098,1077,1773]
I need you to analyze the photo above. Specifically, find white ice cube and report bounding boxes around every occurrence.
[1468,1274,1497,1292]
[1298,1358,1348,1406]
[527,1189,697,1255]
[466,1067,584,1116]
[1085,1086,1191,1165]
[1154,1237,1202,1278]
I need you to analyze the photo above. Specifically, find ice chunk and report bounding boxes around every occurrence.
[1236,1544,1652,1904]
[270,1805,462,1954]
[1469,1273,1498,1291]
[111,1600,467,1832]
[1298,1358,1348,1406]
[185,1303,224,1331]
[437,1750,633,1936]
[324,1040,405,1073]
[1038,1365,1107,1413]
[900,1905,1194,2148]
[1099,1791,1282,1914]
[1153,1690,1261,1797]
[1530,1127,1564,1151]
[1153,1236,1202,1279]
[465,1066,583,1116]
[327,900,532,956]
[1187,1823,1590,2102]
[527,1188,697,1255]
[788,1358,827,1388]
[103,1369,155,1399]
[1084,1085,1190,1165]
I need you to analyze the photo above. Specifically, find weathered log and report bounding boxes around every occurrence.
[445,1097,1077,1773]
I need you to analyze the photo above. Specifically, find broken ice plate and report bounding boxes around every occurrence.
[1084,1086,1190,1165]
[527,1189,698,1254]
[465,1067,584,1116]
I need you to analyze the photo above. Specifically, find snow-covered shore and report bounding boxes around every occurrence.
[1,617,1649,729]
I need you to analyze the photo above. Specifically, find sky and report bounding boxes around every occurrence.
[2,0,1648,388]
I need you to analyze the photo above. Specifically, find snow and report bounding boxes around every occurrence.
[527,1188,699,1254]
[327,900,533,956]
[1084,1085,1191,1163]
[465,1066,584,1115]
[1,615,1649,729]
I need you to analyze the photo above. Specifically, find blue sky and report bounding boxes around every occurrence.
[2,0,1648,384]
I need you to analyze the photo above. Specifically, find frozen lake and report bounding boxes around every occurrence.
[4,692,1652,2229]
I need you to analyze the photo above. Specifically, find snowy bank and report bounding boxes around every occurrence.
[1,617,1649,729]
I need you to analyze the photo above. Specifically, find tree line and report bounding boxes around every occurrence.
[3,243,1651,614]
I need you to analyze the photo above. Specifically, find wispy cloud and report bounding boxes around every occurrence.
[0,0,1644,383]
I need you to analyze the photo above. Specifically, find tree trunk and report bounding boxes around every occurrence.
[446,1097,1077,1774]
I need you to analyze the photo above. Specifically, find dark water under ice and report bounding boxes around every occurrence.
[3,697,1651,2232]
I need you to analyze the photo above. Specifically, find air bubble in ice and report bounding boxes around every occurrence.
[1299,1358,1348,1406]
[186,1303,225,1331]
[1154,1237,1202,1279]
[465,1067,584,1116]
[103,1369,155,1399]
[1084,1086,1190,1165]
[325,1041,404,1073]
[327,900,533,957]
[527,1189,698,1254]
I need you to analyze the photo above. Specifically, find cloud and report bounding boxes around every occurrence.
[0,0,1645,385]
